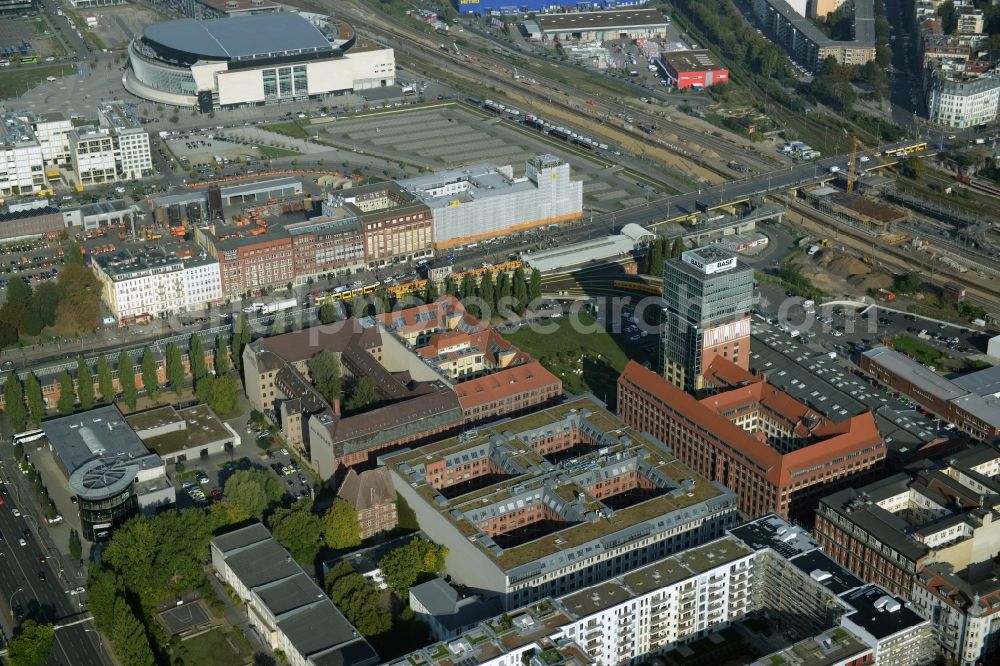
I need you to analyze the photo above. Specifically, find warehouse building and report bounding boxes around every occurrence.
[528,9,668,42]
[659,50,729,89]
[382,395,740,609]
[0,204,68,242]
[126,13,395,111]
[399,155,582,249]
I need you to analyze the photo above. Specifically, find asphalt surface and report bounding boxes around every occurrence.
[0,447,106,666]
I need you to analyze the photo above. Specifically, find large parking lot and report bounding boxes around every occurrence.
[172,441,313,510]
[310,104,662,212]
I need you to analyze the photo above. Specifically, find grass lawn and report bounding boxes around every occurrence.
[0,64,75,98]
[170,628,252,666]
[258,145,301,159]
[891,336,944,366]
[263,121,310,139]
[505,315,653,409]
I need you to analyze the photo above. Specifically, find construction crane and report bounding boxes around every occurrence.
[847,136,895,193]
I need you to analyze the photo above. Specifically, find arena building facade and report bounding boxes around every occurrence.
[125,12,395,111]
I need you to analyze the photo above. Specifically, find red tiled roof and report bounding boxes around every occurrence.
[619,360,884,487]
[455,360,562,409]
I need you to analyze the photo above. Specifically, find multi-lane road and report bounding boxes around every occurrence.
[0,446,106,666]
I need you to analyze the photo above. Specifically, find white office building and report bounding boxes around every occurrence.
[926,61,1000,129]
[69,101,153,185]
[0,112,75,195]
[93,251,222,323]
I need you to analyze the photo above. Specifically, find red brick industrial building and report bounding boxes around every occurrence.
[617,358,886,521]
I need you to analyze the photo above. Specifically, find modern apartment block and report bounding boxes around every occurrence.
[92,249,223,323]
[382,395,740,610]
[860,347,1000,439]
[752,0,876,71]
[659,246,754,392]
[210,523,379,666]
[398,155,583,249]
[815,445,1000,599]
[69,102,152,185]
[911,561,1000,666]
[391,514,932,666]
[618,358,885,521]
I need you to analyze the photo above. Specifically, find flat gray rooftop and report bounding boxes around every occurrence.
[143,14,331,60]
[42,405,150,473]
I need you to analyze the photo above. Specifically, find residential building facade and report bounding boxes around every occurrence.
[815,446,1000,599]
[92,252,223,322]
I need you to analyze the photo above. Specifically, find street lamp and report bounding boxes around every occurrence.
[11,587,24,620]
[84,628,103,650]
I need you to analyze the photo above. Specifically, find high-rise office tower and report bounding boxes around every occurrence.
[660,245,754,392]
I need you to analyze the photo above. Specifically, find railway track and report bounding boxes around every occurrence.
[333,0,771,178]
[784,198,1000,312]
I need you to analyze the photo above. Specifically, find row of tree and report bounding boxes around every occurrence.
[641,237,687,277]
[1,316,255,429]
[441,267,543,319]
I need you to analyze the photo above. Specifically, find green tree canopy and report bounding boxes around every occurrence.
[323,498,361,549]
[25,373,44,424]
[379,537,449,593]
[214,335,230,375]
[189,334,207,382]
[111,597,155,666]
[77,355,94,410]
[57,370,75,415]
[97,355,114,404]
[269,505,322,565]
[165,343,185,396]
[344,376,378,414]
[7,619,54,666]
[308,350,341,405]
[892,272,921,294]
[207,373,240,414]
[319,302,338,325]
[529,268,542,302]
[219,469,283,523]
[140,347,159,401]
[326,563,391,636]
[118,352,137,410]
[3,373,27,433]
[232,315,251,371]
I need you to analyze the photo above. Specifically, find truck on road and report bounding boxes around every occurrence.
[260,297,297,315]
